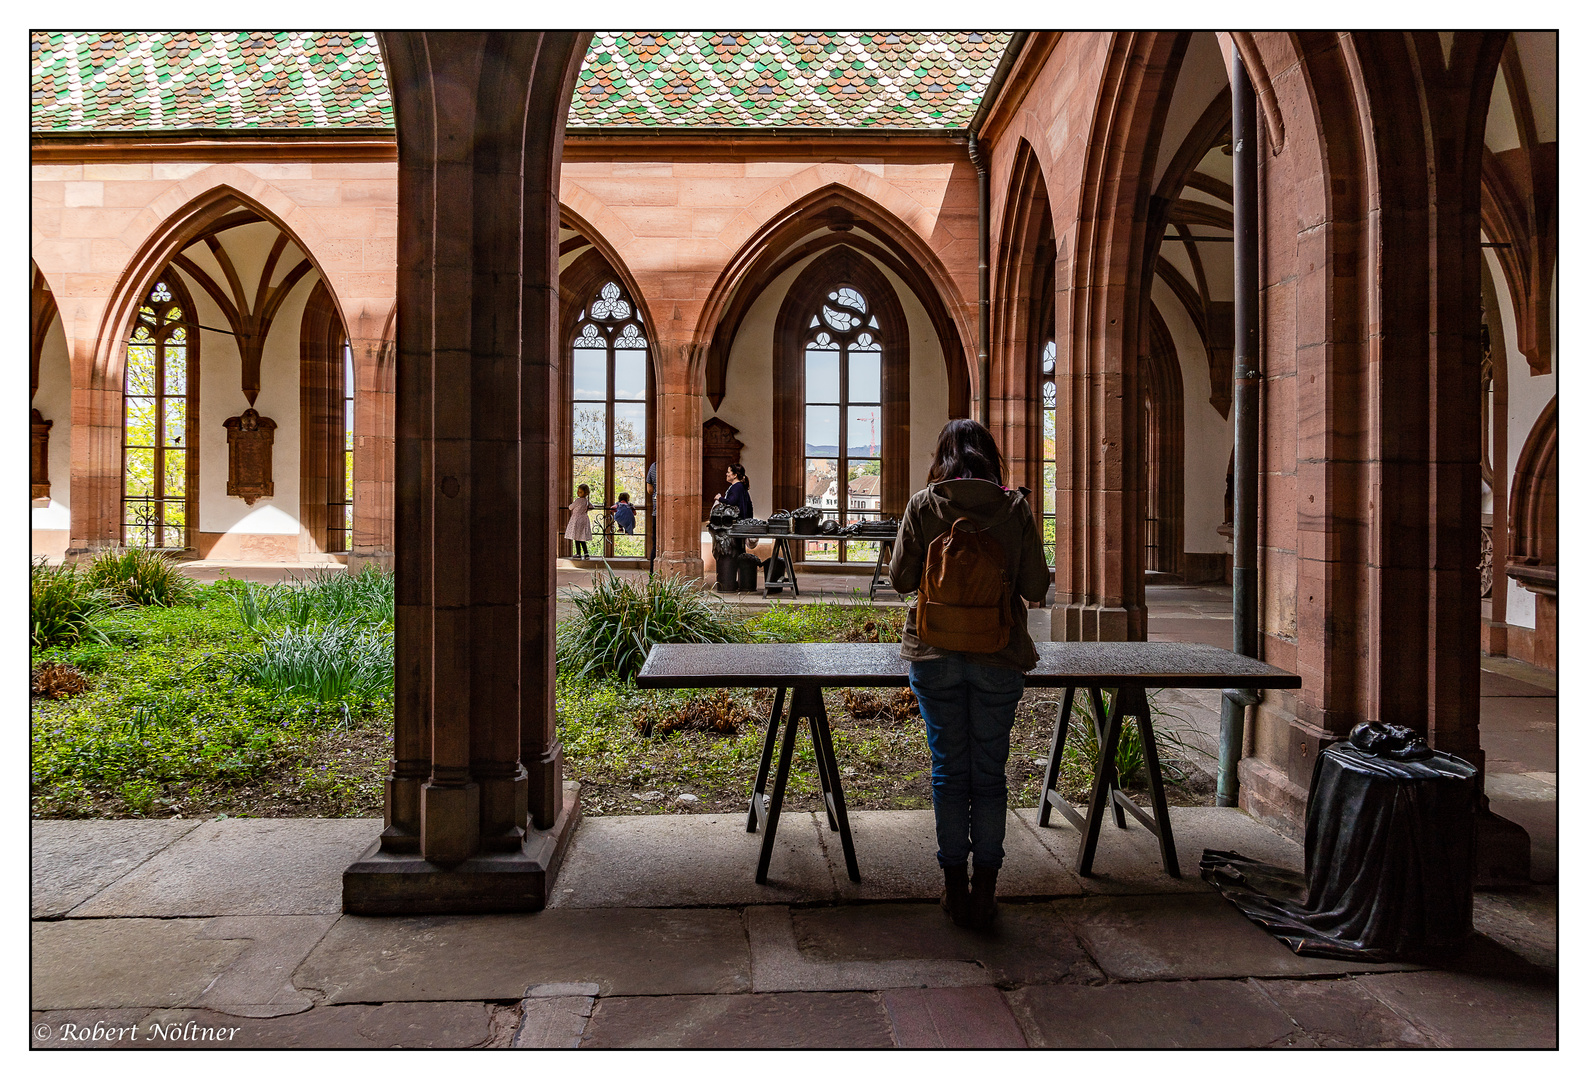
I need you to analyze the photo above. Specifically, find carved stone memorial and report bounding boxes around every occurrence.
[224,408,278,504]
[31,407,52,502]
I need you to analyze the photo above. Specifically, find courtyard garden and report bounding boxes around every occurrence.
[30,557,1213,821]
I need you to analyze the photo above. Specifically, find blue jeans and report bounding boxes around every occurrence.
[909,656,1025,869]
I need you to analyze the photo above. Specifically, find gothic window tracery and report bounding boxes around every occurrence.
[803,285,884,563]
[569,279,650,558]
[122,276,198,549]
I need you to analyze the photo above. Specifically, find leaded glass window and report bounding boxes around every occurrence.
[802,286,883,563]
[569,281,650,558]
[122,277,197,550]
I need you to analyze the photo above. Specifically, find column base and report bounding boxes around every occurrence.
[656,553,705,581]
[1236,756,1309,843]
[1473,805,1532,886]
[343,781,582,914]
[1050,603,1135,642]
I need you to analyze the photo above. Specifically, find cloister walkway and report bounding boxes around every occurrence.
[30,800,1557,1048]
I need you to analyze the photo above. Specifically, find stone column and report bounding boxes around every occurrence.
[1048,33,1178,643]
[344,31,590,914]
[654,333,706,580]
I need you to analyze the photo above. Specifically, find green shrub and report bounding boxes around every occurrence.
[87,548,196,607]
[558,571,750,682]
[240,622,394,701]
[227,579,281,632]
[31,561,108,648]
[278,566,395,627]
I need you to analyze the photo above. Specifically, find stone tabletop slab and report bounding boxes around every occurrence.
[638,641,1300,689]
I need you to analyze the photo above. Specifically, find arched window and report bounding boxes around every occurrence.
[1039,340,1057,567]
[568,280,650,558]
[774,248,909,566]
[122,276,198,550]
[802,286,884,562]
[329,339,355,552]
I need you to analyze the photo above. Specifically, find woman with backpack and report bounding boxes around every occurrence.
[889,419,1050,931]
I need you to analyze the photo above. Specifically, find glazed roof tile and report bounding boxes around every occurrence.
[32,32,1012,133]
[571,32,1013,128]
[31,32,391,132]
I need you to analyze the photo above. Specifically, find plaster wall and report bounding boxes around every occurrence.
[1152,33,1228,192]
[710,245,950,509]
[1485,247,1555,630]
[1152,280,1232,554]
[31,314,73,559]
[173,223,319,559]
[710,254,811,508]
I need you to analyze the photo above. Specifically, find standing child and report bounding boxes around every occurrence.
[611,492,636,534]
[566,483,593,558]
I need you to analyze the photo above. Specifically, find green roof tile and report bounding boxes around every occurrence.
[33,31,1011,134]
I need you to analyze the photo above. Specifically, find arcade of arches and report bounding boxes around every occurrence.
[30,31,1556,909]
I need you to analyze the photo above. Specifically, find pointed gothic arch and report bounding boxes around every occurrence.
[698,183,972,415]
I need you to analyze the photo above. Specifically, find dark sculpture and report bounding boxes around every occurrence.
[1202,740,1476,962]
[1347,720,1434,761]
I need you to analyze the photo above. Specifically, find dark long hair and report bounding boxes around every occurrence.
[727,463,748,485]
[926,419,1005,485]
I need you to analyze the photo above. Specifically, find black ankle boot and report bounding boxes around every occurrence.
[970,865,999,930]
[941,864,972,927]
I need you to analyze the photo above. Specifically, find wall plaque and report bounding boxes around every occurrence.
[224,408,278,504]
[702,417,744,519]
[31,408,52,502]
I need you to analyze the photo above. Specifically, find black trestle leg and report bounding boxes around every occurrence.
[756,686,803,884]
[748,686,786,833]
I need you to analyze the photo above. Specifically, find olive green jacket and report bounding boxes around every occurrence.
[889,478,1051,671]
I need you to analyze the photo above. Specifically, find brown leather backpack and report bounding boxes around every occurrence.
[915,517,1011,653]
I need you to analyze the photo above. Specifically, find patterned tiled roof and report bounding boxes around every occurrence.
[572,33,1012,128]
[31,32,1013,134]
[31,32,391,132]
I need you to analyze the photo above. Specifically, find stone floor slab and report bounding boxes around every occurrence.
[832,809,1083,901]
[1354,970,1557,1048]
[1007,979,1312,1048]
[882,986,1029,1047]
[549,812,837,908]
[1472,888,1558,971]
[513,989,597,1048]
[1252,977,1438,1047]
[119,1003,510,1048]
[31,819,201,918]
[190,915,339,1017]
[32,920,249,1010]
[1060,893,1420,980]
[581,992,895,1048]
[791,901,1101,986]
[1016,805,1303,895]
[747,905,988,992]
[31,1009,156,1048]
[70,818,382,917]
[295,908,751,1002]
